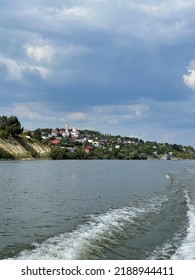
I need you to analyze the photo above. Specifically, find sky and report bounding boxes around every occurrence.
[1,0,195,146]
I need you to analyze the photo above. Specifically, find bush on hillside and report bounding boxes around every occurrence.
[0,115,23,136]
[0,148,15,159]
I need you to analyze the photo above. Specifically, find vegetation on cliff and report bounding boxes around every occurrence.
[0,115,23,138]
[0,116,50,159]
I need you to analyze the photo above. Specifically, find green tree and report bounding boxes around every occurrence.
[7,115,23,136]
[0,115,23,136]
[50,147,69,160]
[50,148,61,160]
[33,129,42,141]
[0,116,7,130]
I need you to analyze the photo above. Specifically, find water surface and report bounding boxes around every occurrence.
[0,160,194,259]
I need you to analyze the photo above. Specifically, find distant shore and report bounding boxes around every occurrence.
[1,121,195,160]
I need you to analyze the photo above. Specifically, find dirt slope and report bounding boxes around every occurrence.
[0,137,51,159]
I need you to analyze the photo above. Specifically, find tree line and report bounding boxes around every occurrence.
[0,115,23,138]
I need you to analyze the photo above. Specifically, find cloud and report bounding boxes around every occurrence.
[72,0,195,44]
[24,44,54,63]
[62,112,88,121]
[59,6,88,17]
[0,56,49,80]
[23,40,91,86]
[127,104,149,118]
[1,0,195,145]
[13,104,56,121]
[139,0,195,15]
[183,70,195,89]
[183,60,195,90]
[0,57,23,80]
[92,104,149,125]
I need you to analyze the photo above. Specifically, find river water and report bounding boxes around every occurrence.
[0,160,195,259]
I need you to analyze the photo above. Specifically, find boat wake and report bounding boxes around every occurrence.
[171,190,195,259]
[149,190,195,260]
[9,172,195,260]
[10,195,166,260]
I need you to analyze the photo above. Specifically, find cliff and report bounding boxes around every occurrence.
[0,136,51,159]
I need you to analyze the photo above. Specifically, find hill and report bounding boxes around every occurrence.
[48,128,195,160]
[0,113,195,160]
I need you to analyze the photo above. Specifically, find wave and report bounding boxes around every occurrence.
[149,189,195,260]
[10,195,167,260]
[171,190,195,259]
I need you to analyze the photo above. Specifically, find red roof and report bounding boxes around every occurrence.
[85,146,93,150]
[50,139,61,144]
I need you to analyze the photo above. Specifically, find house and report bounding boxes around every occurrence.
[49,139,61,145]
[67,147,76,153]
[59,130,67,137]
[84,146,93,153]
[51,130,58,136]
[92,141,100,147]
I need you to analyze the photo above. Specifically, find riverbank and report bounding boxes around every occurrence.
[1,131,195,160]
[0,136,51,160]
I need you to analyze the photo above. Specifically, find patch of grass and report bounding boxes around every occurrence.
[0,148,15,159]
[0,130,9,139]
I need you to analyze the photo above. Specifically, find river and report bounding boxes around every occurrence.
[0,160,195,259]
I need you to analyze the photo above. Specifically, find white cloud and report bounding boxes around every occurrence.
[13,105,43,120]
[183,70,195,89]
[62,112,87,121]
[24,44,54,63]
[78,0,195,44]
[120,2,191,43]
[183,60,195,90]
[59,6,88,17]
[140,0,195,15]
[0,56,23,80]
[0,55,49,81]
[20,40,91,85]
[13,104,56,121]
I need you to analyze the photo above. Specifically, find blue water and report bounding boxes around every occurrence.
[0,160,195,259]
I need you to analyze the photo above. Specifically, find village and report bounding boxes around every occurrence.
[1,116,194,160]
[25,124,195,160]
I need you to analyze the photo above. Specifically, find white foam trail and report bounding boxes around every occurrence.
[171,191,195,259]
[11,195,166,260]
[148,228,185,260]
[149,190,195,260]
